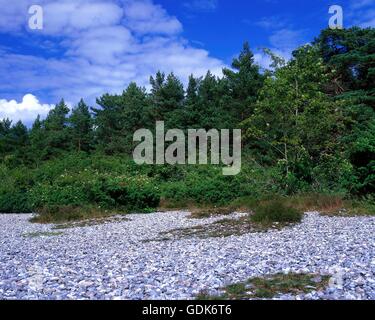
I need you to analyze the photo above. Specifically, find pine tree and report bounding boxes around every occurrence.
[316,27,375,194]
[121,83,152,150]
[69,99,92,152]
[0,118,13,158]
[184,74,201,127]
[9,121,30,165]
[223,41,264,122]
[150,72,185,128]
[43,99,70,158]
[29,115,46,163]
[10,121,29,147]
[196,71,225,129]
[92,93,126,155]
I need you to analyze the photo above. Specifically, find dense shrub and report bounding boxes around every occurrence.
[29,183,89,208]
[0,165,33,212]
[0,191,32,213]
[0,152,370,220]
[89,176,160,211]
[159,164,272,206]
[251,199,303,223]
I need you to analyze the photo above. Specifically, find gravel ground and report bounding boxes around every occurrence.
[0,212,375,300]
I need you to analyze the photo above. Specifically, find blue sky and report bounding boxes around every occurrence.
[0,0,374,125]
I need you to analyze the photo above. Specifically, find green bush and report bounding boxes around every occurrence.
[159,164,270,206]
[0,152,361,219]
[0,190,32,213]
[251,199,303,223]
[29,173,160,213]
[161,178,238,205]
[29,183,89,208]
[0,165,33,213]
[92,176,160,211]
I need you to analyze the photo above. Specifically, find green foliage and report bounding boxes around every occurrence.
[0,154,161,214]
[29,181,89,208]
[0,119,30,166]
[69,99,93,152]
[316,27,375,194]
[88,175,160,211]
[0,165,33,213]
[92,83,153,155]
[223,41,265,123]
[251,199,303,223]
[0,191,31,213]
[243,45,343,189]
[150,72,185,128]
[197,273,330,300]
[28,156,160,212]
[42,99,71,158]
[0,28,374,218]
[159,164,268,206]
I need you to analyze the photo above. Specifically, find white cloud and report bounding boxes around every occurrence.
[350,0,374,9]
[253,52,273,70]
[252,11,313,70]
[355,9,375,28]
[253,16,287,30]
[42,0,123,35]
[253,20,307,70]
[66,26,135,64]
[0,0,226,122]
[123,0,182,34]
[348,0,375,27]
[360,16,375,27]
[269,28,305,51]
[254,1,374,69]
[0,0,33,32]
[253,49,291,71]
[183,0,218,12]
[0,94,54,125]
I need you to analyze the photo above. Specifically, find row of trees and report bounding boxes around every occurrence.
[1,41,264,160]
[0,27,374,195]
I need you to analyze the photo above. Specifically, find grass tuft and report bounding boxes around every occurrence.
[189,206,239,219]
[197,273,330,300]
[251,200,302,224]
[30,205,122,224]
[23,231,64,238]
